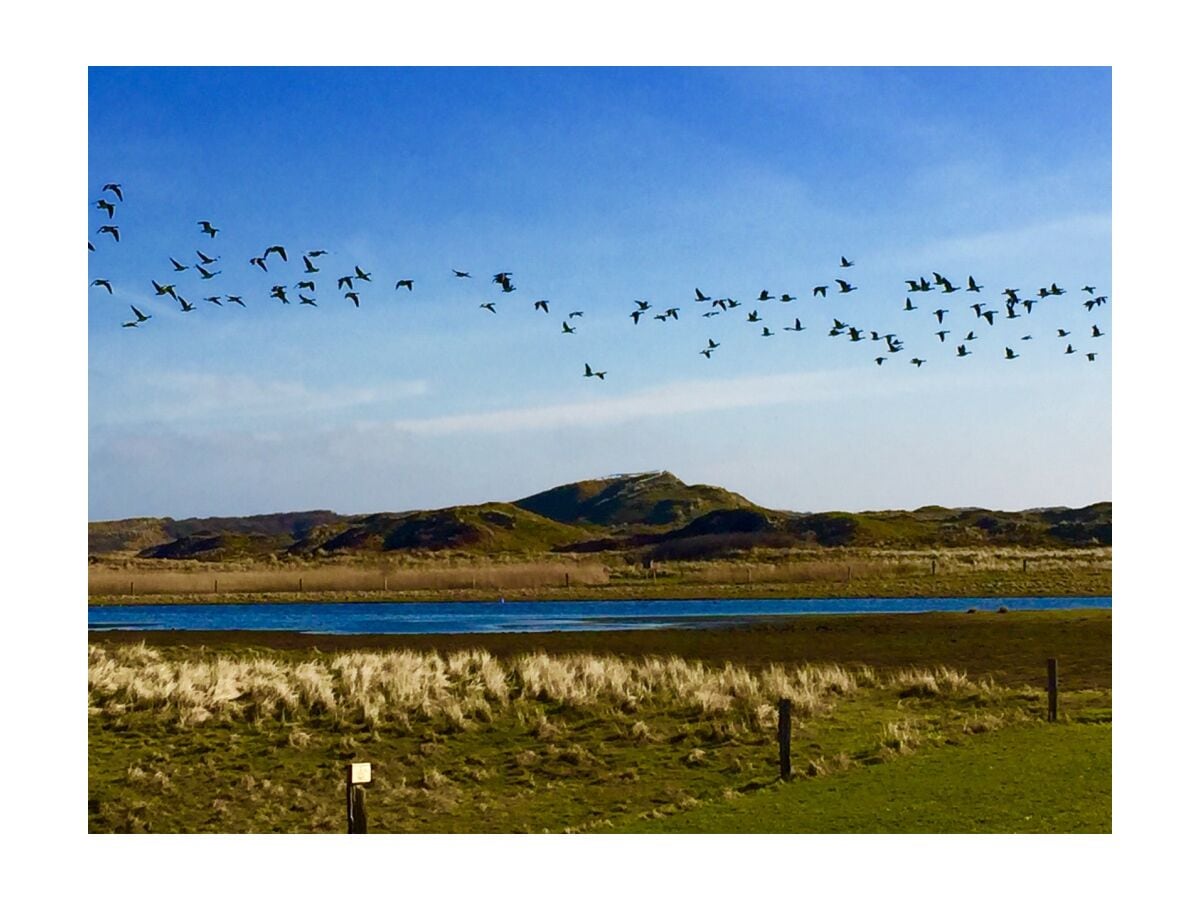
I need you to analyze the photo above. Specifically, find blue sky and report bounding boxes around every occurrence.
[88,67,1111,520]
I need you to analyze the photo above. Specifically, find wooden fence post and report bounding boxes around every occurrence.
[383,575,388,591]
[1047,658,1059,722]
[213,579,218,594]
[931,558,937,576]
[777,698,792,781]
[346,763,371,833]
[129,580,135,595]
[1024,559,1029,574]
[298,577,303,593]
[564,572,570,588]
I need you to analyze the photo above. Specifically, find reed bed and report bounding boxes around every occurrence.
[88,561,610,596]
[88,644,891,730]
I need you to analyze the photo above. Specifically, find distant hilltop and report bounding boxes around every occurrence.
[89,471,1111,562]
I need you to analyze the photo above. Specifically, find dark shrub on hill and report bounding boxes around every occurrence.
[788,514,858,547]
[648,531,798,561]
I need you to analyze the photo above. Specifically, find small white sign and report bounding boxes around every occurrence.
[348,762,372,785]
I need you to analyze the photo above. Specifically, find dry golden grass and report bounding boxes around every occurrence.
[88,561,610,596]
[88,644,893,731]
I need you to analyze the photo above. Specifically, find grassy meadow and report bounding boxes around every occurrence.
[88,610,1111,833]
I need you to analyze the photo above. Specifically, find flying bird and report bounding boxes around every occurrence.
[250,257,268,271]
[91,279,112,293]
[568,311,583,318]
[665,307,680,320]
[96,199,115,218]
[97,225,120,242]
[1086,352,1097,362]
[981,310,997,325]
[761,326,774,337]
[265,245,287,262]
[346,292,361,308]
[1091,325,1104,338]
[102,183,123,201]
[170,257,189,272]
[337,276,354,290]
[534,300,550,313]
[196,250,218,265]
[296,280,316,292]
[303,256,320,273]
[307,249,328,257]
[757,290,774,302]
[784,319,806,332]
[1065,344,1076,354]
[225,295,245,307]
[967,276,983,292]
[178,297,195,312]
[747,310,762,322]
[152,280,177,298]
[635,300,651,311]
[956,344,970,357]
[1082,286,1096,294]
[130,305,150,323]
[300,295,318,307]
[630,310,644,324]
[198,221,219,238]
[911,358,926,367]
[935,330,950,342]
[1057,329,1070,338]
[203,296,222,306]
[695,288,711,303]
[354,265,371,282]
[904,298,918,312]
[395,280,414,291]
[840,256,854,267]
[933,308,949,323]
[813,285,828,297]
[196,266,220,280]
[561,321,576,334]
[584,363,606,380]
[1005,347,1019,360]
[89,242,95,252]
[779,294,797,303]
[875,357,886,366]
[453,270,471,278]
[480,302,496,313]
[835,279,856,293]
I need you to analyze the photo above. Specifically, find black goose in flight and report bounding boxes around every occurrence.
[265,245,287,262]
[561,321,576,334]
[1082,286,1096,294]
[170,257,189,271]
[453,269,471,278]
[226,295,245,307]
[840,256,854,267]
[813,285,828,297]
[1091,325,1104,338]
[757,290,774,302]
[967,276,982,292]
[296,280,316,293]
[761,326,774,337]
[97,225,120,242]
[630,310,644,324]
[584,364,606,380]
[695,288,711,302]
[130,305,150,323]
[203,296,223,306]
[345,292,361,308]
[250,257,268,271]
[395,280,414,291]
[178,297,195,312]
[1065,344,1076,354]
[911,358,926,367]
[835,279,856,293]
[102,183,123,202]
[784,318,805,332]
[198,221,219,238]
[96,198,116,218]
[300,295,318,307]
[534,300,550,313]
[903,298,917,312]
[956,344,970,357]
[635,300,651,311]
[196,266,220,280]
[933,308,949,323]
[303,256,320,273]
[91,279,113,293]
[196,250,218,265]
[1005,347,1019,360]
[337,275,355,290]
[479,302,496,313]
[935,330,950,343]
[354,265,372,282]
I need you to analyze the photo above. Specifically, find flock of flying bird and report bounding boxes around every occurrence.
[89,185,1110,377]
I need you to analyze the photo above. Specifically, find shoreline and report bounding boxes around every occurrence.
[87,570,1112,606]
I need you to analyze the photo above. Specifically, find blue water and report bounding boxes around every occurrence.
[88,596,1111,635]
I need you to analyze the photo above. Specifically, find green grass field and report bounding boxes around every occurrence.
[619,722,1111,833]
[88,611,1111,833]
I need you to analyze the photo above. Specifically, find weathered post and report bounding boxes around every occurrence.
[129,580,135,595]
[298,576,303,593]
[383,574,388,591]
[346,762,371,833]
[1024,558,1029,574]
[214,578,218,594]
[777,698,792,781]
[564,572,570,588]
[1047,658,1059,722]
[931,557,937,576]
[845,564,851,583]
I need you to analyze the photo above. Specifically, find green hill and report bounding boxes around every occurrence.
[89,472,1111,562]
[514,471,762,528]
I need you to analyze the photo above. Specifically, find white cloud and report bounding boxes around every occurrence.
[381,369,915,437]
[92,371,429,426]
